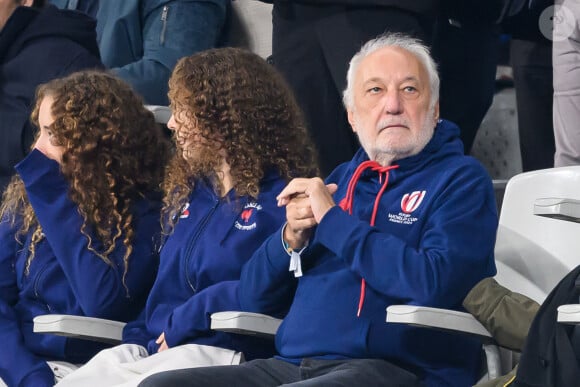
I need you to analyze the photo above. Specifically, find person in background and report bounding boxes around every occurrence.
[138,33,498,387]
[0,0,102,192]
[0,71,170,387]
[55,47,319,387]
[258,0,503,176]
[552,0,580,167]
[49,0,228,106]
[501,0,554,171]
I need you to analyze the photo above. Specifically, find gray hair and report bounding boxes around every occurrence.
[342,33,440,111]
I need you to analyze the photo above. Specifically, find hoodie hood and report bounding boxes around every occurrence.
[1,5,100,61]
[329,119,465,184]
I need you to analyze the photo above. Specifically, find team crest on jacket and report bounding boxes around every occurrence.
[387,191,426,225]
[179,202,190,219]
[235,202,262,230]
[401,191,426,213]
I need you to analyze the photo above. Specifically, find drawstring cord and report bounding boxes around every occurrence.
[338,161,399,317]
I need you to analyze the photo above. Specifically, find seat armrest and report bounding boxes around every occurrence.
[33,314,125,345]
[145,105,171,124]
[386,305,494,343]
[557,304,580,324]
[210,311,281,339]
[534,197,580,223]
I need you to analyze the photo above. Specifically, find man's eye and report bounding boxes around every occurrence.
[403,86,417,93]
[368,87,381,93]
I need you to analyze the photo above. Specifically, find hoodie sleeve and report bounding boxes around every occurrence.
[111,0,227,105]
[162,280,240,348]
[15,149,159,320]
[0,218,55,387]
[316,163,498,308]
[238,228,299,317]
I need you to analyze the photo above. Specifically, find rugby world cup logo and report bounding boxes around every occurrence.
[401,191,426,214]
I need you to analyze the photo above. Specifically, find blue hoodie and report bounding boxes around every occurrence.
[123,172,287,360]
[239,120,498,387]
[0,150,162,387]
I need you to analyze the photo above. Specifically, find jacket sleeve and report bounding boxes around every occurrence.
[112,0,227,105]
[463,277,540,351]
[0,218,55,387]
[15,149,158,320]
[238,227,298,317]
[163,280,240,347]
[315,165,498,308]
[122,309,150,347]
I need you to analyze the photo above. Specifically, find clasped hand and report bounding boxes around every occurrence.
[276,178,338,250]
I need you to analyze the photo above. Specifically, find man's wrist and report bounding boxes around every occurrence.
[281,223,309,253]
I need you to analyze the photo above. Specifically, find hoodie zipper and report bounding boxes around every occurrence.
[160,5,169,45]
[33,264,52,312]
[183,200,220,293]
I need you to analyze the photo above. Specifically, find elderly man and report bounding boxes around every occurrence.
[139,33,498,387]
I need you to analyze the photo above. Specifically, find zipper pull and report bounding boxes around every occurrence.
[160,5,169,45]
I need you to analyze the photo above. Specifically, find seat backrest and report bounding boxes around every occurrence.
[471,87,522,181]
[494,166,580,303]
[224,0,273,59]
[145,105,171,124]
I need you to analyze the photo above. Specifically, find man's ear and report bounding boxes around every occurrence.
[347,109,357,133]
[433,100,440,122]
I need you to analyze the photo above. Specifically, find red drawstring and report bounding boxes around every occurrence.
[339,161,398,317]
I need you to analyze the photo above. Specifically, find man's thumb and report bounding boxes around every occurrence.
[326,183,338,195]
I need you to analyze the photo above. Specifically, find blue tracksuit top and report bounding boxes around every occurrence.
[0,150,162,387]
[122,172,286,360]
[239,120,498,387]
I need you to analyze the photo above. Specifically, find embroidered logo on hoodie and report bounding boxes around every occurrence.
[179,202,190,219]
[235,202,262,230]
[401,191,426,213]
[388,191,426,225]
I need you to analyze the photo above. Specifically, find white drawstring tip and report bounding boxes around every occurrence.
[289,250,303,277]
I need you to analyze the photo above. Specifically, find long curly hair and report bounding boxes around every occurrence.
[162,47,318,231]
[0,70,170,282]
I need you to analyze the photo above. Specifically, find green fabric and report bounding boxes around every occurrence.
[475,366,517,387]
[463,278,540,351]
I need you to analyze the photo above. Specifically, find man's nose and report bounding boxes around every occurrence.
[383,89,402,115]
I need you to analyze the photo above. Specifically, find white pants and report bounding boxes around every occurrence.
[56,343,243,387]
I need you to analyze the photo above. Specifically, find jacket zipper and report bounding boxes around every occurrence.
[160,5,169,45]
[183,200,220,293]
[33,264,52,312]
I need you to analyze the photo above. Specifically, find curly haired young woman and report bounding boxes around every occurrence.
[57,47,319,387]
[0,70,170,387]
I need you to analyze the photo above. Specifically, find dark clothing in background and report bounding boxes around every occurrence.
[265,1,436,176]
[503,3,555,171]
[0,5,102,192]
[263,0,501,176]
[514,265,580,386]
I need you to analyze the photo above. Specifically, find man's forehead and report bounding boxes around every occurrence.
[356,46,427,84]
